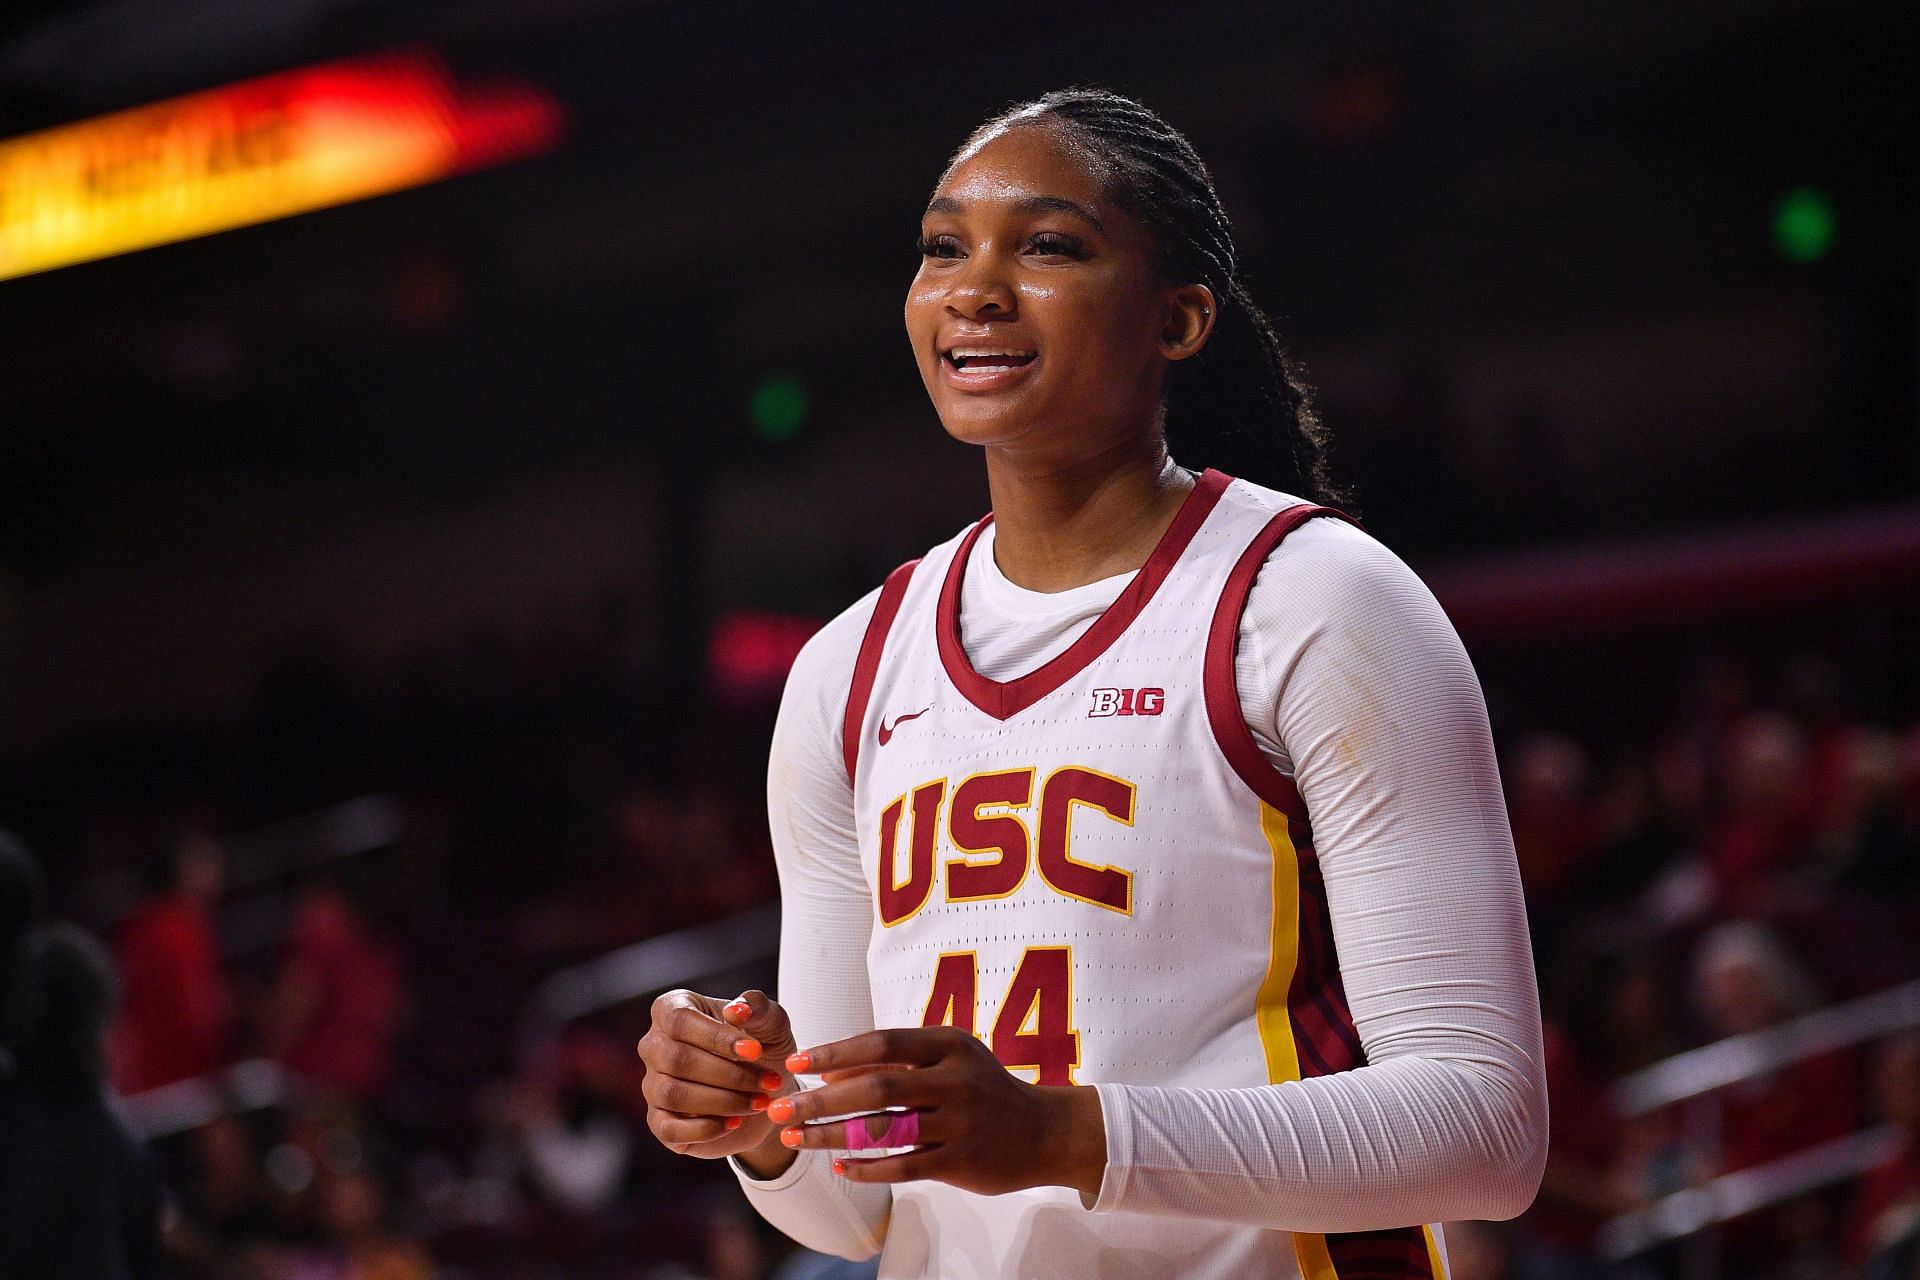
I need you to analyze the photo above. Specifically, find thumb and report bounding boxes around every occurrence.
[722,990,794,1050]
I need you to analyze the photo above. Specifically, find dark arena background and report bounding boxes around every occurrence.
[2,2,1918,1278]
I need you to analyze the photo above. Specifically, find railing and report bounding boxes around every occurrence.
[516,901,781,1062]
[120,1058,299,1141]
[1597,977,1920,1262]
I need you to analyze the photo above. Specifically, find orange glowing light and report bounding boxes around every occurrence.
[0,53,563,283]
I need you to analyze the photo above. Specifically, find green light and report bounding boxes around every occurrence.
[1773,187,1835,263]
[750,373,808,442]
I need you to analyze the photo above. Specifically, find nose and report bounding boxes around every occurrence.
[945,246,1016,319]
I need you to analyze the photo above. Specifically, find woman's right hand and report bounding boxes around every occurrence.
[639,988,799,1173]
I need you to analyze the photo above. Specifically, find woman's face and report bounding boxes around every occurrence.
[905,120,1206,459]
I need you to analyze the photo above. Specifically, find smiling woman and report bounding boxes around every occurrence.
[637,86,1547,1280]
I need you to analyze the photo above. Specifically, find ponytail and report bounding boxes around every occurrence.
[1165,278,1349,509]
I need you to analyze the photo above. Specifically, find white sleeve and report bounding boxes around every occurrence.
[729,588,894,1260]
[1086,517,1549,1231]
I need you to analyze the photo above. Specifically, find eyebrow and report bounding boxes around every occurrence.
[923,194,1106,233]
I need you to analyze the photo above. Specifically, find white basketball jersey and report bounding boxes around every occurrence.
[841,470,1448,1280]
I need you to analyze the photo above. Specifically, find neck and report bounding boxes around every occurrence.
[982,434,1194,593]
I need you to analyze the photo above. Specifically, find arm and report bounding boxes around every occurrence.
[1086,517,1549,1231]
[728,590,894,1259]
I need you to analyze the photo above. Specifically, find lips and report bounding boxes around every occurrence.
[938,343,1038,391]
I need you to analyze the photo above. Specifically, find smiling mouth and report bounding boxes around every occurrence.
[942,349,1037,372]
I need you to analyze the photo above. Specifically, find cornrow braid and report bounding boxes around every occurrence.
[954,87,1352,511]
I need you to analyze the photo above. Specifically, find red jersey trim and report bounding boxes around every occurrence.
[1202,499,1362,828]
[842,558,920,784]
[936,467,1232,721]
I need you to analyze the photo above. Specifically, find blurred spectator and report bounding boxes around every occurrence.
[1521,934,1679,1278]
[1827,728,1920,895]
[1703,713,1824,911]
[164,1109,278,1274]
[1692,921,1857,1273]
[1509,733,1606,903]
[1693,921,1856,1171]
[273,1166,435,1280]
[507,1031,641,1218]
[1847,1033,1920,1271]
[0,919,164,1278]
[269,872,405,1103]
[111,836,234,1095]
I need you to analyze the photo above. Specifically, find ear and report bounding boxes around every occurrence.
[1158,283,1216,362]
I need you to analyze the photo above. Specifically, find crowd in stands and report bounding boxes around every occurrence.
[3,602,1919,1279]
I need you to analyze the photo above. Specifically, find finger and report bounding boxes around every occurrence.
[767,1068,931,1125]
[723,989,791,1045]
[781,1108,932,1152]
[833,1148,947,1183]
[787,1026,960,1077]
[651,1001,769,1067]
[819,1064,907,1085]
[641,1034,768,1094]
[642,1072,766,1118]
[651,1111,734,1148]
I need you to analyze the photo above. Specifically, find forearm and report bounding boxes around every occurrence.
[732,595,896,1259]
[1087,1055,1546,1231]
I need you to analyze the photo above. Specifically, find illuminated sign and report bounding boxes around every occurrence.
[0,53,563,282]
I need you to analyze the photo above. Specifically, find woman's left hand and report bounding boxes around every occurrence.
[765,1026,1107,1198]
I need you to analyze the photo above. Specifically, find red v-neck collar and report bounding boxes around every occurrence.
[937,467,1232,720]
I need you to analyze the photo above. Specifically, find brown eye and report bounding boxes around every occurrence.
[1029,233,1084,258]
[916,234,962,259]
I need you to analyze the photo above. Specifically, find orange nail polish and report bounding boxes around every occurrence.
[724,1115,743,1131]
[831,1158,847,1176]
[780,1126,803,1148]
[750,1094,770,1112]
[759,1071,783,1092]
[734,1038,763,1061]
[724,1001,751,1022]
[785,1051,811,1073]
[766,1097,794,1124]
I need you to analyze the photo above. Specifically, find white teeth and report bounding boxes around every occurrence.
[949,349,1033,359]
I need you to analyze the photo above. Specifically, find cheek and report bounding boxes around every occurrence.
[1027,285,1154,373]
[904,278,940,350]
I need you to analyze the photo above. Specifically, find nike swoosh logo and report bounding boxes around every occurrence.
[877,706,931,746]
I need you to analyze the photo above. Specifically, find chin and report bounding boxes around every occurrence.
[934,407,1041,450]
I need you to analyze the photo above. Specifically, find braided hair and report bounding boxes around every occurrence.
[950,87,1351,510]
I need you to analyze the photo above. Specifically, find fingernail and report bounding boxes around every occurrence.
[734,1038,763,1061]
[759,1071,783,1092]
[785,1051,811,1073]
[831,1158,847,1176]
[724,1000,751,1022]
[780,1126,803,1148]
[750,1094,771,1112]
[766,1096,794,1124]
[724,1116,743,1131]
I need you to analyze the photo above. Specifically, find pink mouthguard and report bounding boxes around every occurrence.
[842,1109,920,1150]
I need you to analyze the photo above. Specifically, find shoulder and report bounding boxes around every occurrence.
[1227,489,1475,742]
[783,584,886,713]
[1227,487,1452,645]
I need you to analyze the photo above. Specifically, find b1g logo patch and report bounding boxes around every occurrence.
[1088,687,1165,718]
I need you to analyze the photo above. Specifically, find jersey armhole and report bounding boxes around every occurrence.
[1202,503,1363,831]
[841,558,921,785]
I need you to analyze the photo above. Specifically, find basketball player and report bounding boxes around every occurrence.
[637,88,1548,1279]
